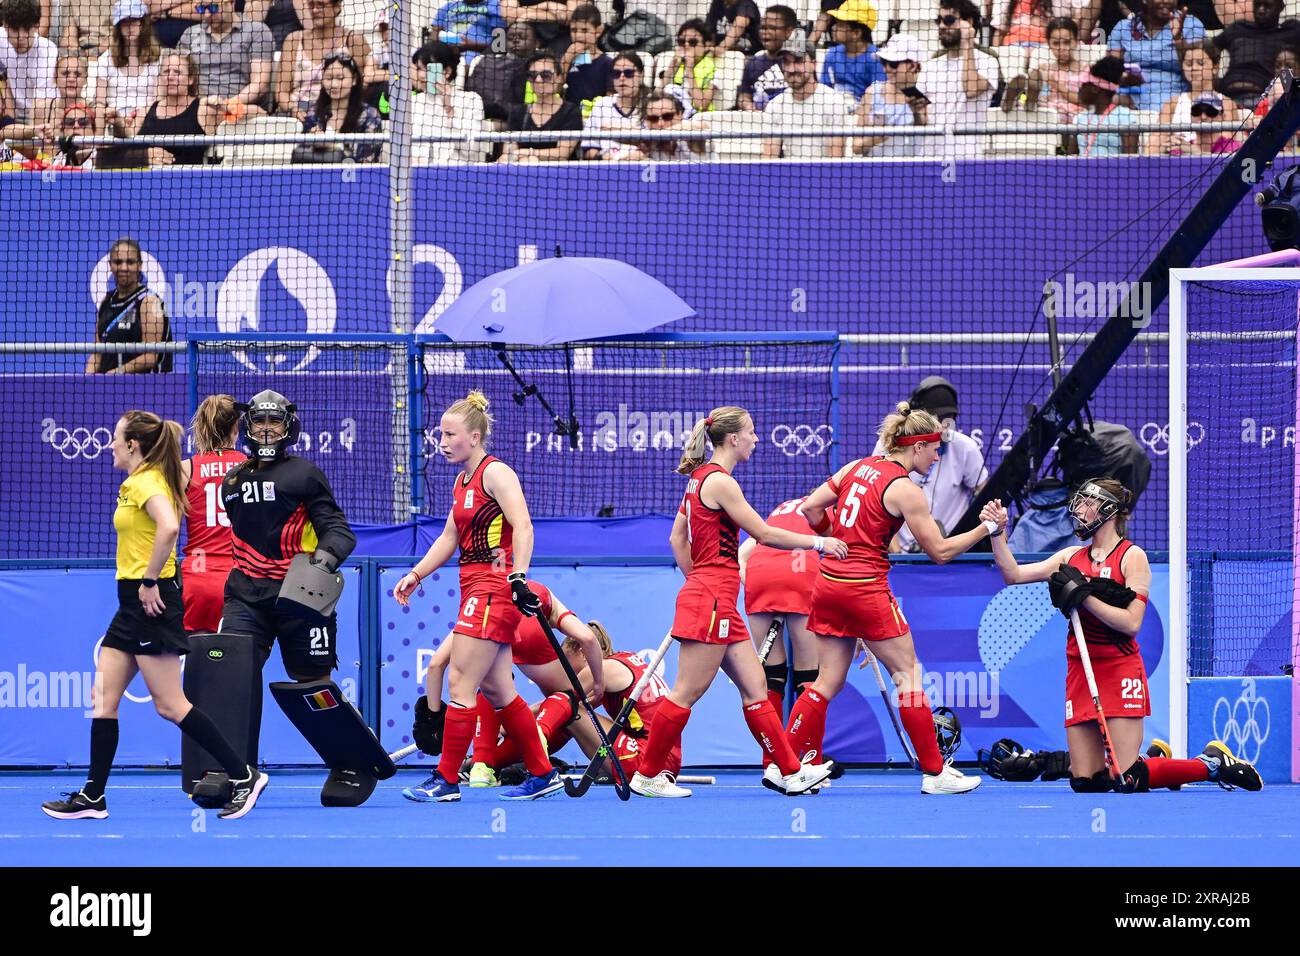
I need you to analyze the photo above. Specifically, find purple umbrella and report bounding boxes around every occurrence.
[433,255,695,345]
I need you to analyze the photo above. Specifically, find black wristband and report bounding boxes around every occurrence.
[141,578,158,588]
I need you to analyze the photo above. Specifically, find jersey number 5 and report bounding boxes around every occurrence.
[838,483,865,528]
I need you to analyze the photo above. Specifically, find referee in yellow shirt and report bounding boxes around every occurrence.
[41,410,268,821]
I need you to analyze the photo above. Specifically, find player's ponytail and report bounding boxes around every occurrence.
[879,401,943,453]
[190,393,239,454]
[447,390,494,446]
[676,406,750,475]
[121,410,189,517]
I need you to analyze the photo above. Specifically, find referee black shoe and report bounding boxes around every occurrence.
[42,791,108,820]
[218,768,269,820]
[1202,741,1264,792]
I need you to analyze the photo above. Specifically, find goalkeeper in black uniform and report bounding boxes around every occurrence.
[214,390,359,798]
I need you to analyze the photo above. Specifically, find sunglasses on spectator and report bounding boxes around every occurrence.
[62,115,92,127]
[612,67,639,78]
[324,52,356,66]
[194,2,219,12]
[645,111,676,123]
[678,37,702,46]
[527,69,557,81]
[935,14,958,24]
[1190,102,1222,117]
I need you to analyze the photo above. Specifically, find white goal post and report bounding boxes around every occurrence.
[1169,267,1300,780]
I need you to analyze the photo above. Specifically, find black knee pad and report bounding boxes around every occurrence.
[763,662,788,694]
[792,668,819,694]
[1069,771,1114,793]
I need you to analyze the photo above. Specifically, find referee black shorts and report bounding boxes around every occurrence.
[102,578,188,656]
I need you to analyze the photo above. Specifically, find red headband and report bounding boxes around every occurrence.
[896,431,941,446]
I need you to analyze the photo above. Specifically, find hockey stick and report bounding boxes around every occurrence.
[1069,610,1126,789]
[757,616,784,664]
[564,774,715,785]
[565,631,675,798]
[389,743,418,762]
[530,609,633,800]
[859,639,919,770]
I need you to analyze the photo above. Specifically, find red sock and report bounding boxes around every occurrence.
[638,698,690,778]
[472,692,499,766]
[1146,756,1209,789]
[766,689,784,719]
[786,688,829,765]
[494,693,574,768]
[497,695,552,777]
[437,704,478,784]
[744,699,800,776]
[898,691,944,775]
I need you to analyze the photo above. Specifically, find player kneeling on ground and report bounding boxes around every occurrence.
[983,481,1261,793]
[402,578,606,798]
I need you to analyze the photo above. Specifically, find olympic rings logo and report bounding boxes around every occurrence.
[770,424,833,458]
[1211,679,1269,766]
[1138,421,1205,457]
[46,423,114,460]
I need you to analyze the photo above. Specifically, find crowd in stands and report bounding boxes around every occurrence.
[3,0,1297,165]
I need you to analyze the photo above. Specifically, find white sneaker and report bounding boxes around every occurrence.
[921,763,982,794]
[630,771,692,798]
[761,762,786,793]
[782,757,834,796]
[468,762,498,788]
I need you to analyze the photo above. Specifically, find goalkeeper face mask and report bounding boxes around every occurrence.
[239,389,300,462]
[1069,480,1122,540]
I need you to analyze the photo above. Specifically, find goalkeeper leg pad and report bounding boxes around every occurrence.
[270,680,396,807]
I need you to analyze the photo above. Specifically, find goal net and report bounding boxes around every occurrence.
[1169,268,1300,781]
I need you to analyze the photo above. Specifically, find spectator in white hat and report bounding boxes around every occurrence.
[94,0,162,120]
[853,32,927,156]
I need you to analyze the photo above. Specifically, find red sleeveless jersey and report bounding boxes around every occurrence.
[819,456,910,582]
[453,455,514,586]
[603,650,670,735]
[182,449,246,570]
[678,463,740,578]
[1066,540,1141,660]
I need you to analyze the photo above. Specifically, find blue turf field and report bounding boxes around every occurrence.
[2,769,1296,867]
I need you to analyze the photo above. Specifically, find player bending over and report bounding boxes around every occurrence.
[738,497,824,719]
[983,480,1262,792]
[403,578,606,796]
[43,411,265,821]
[790,402,992,794]
[630,406,847,799]
[394,391,560,802]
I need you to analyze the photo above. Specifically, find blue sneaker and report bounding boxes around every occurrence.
[498,769,564,801]
[403,773,461,803]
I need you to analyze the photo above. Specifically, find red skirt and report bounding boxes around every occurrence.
[807,574,909,641]
[1065,652,1150,727]
[671,575,750,645]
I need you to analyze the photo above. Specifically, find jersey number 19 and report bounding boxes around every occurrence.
[204,483,232,529]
